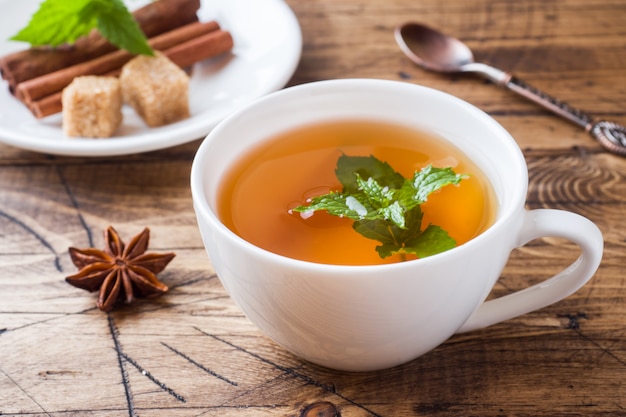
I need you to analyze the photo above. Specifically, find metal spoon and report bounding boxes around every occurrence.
[394,22,626,156]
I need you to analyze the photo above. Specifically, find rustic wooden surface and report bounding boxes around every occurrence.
[1,0,625,416]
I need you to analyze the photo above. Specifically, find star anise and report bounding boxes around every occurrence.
[66,226,175,312]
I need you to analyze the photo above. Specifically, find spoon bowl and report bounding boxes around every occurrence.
[395,23,474,72]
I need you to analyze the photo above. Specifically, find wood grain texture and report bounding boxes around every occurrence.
[1,0,626,416]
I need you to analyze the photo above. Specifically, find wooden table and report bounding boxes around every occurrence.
[1,1,625,416]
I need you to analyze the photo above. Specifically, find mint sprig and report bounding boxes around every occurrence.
[10,0,154,56]
[293,154,467,260]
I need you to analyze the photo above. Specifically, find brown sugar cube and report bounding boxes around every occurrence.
[120,52,190,127]
[62,76,123,138]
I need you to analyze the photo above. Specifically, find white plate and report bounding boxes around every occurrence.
[0,0,302,156]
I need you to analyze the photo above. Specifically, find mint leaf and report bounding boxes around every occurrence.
[10,0,153,55]
[336,155,404,193]
[355,174,394,206]
[293,155,467,260]
[297,192,371,221]
[378,201,406,228]
[93,0,154,56]
[411,165,466,203]
[403,224,457,258]
[354,206,425,257]
[11,0,93,46]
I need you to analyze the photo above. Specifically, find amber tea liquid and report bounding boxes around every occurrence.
[218,119,496,265]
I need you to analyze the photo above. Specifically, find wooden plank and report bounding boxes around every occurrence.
[0,0,625,415]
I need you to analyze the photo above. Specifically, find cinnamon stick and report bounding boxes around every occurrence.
[29,92,62,119]
[17,21,221,103]
[0,0,200,89]
[27,29,234,118]
[163,29,234,69]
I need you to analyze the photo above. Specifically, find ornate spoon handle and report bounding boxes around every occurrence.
[465,63,626,156]
[504,76,626,156]
[587,121,626,156]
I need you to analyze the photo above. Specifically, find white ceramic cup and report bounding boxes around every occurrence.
[190,79,603,372]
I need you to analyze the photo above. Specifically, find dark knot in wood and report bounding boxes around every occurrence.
[300,401,341,417]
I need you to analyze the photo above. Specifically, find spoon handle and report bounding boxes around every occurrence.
[504,76,592,128]
[503,76,626,155]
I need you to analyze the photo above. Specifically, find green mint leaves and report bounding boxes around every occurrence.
[293,155,467,260]
[10,0,154,56]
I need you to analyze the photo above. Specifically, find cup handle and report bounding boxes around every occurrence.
[457,209,603,333]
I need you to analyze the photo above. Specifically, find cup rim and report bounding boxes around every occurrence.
[191,78,528,271]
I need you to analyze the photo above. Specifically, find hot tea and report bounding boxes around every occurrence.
[193,79,603,371]
[218,119,496,265]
